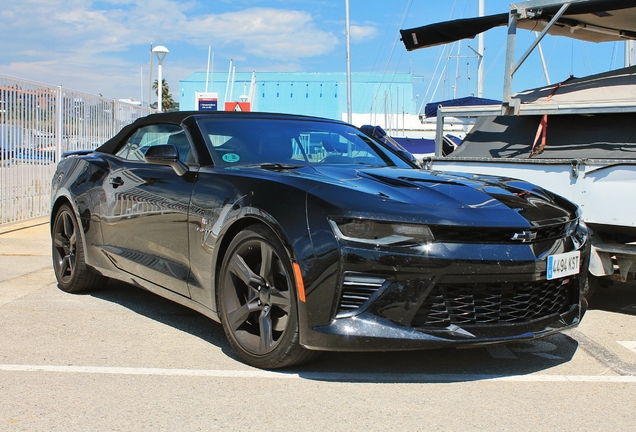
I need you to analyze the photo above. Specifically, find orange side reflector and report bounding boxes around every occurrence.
[292,262,306,303]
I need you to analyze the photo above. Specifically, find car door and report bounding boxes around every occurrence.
[100,123,197,297]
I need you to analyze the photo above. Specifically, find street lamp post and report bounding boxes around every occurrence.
[152,45,169,112]
[345,0,352,124]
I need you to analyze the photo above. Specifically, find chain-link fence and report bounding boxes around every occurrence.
[0,74,152,224]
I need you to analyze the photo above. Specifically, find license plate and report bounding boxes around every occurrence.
[547,251,581,280]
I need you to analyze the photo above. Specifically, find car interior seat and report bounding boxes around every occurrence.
[259,134,293,163]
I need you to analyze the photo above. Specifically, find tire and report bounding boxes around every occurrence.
[581,271,598,303]
[52,204,108,293]
[218,226,318,369]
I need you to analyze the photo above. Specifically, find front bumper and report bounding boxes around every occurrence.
[302,276,583,351]
[300,235,589,351]
[306,305,581,351]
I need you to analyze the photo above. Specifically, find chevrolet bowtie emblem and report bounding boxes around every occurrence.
[511,231,537,242]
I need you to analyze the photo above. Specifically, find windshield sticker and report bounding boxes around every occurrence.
[222,153,241,163]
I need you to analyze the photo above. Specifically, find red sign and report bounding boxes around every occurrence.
[224,102,251,112]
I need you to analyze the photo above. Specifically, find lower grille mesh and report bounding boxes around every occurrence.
[412,278,577,327]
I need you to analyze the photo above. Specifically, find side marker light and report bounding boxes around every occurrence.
[292,262,306,303]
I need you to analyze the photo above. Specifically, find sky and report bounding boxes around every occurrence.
[1,0,630,111]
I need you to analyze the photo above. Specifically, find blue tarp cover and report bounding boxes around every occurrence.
[361,124,463,155]
[361,125,435,155]
[391,137,435,155]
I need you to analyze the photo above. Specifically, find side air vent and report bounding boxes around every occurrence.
[336,274,387,318]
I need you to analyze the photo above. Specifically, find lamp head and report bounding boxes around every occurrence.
[152,45,169,62]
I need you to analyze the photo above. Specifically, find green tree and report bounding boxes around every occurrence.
[152,79,175,112]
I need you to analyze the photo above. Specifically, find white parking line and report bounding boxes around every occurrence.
[1,364,636,383]
[618,341,636,355]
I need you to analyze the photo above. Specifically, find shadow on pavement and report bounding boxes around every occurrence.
[90,279,230,349]
[587,280,636,317]
[90,279,580,383]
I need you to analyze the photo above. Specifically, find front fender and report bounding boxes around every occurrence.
[51,156,109,273]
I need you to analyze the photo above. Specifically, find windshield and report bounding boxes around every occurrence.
[197,117,412,168]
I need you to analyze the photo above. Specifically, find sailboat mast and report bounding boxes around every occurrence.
[224,59,233,103]
[535,32,551,85]
[345,0,352,123]
[205,46,212,93]
[477,0,485,97]
[626,40,636,67]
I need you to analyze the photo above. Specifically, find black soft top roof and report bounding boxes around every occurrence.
[96,111,346,154]
[96,111,195,154]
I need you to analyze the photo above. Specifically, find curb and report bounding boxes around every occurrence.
[0,216,50,235]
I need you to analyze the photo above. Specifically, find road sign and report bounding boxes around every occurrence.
[196,91,218,111]
[224,102,250,112]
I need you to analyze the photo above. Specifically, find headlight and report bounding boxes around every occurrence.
[329,219,434,246]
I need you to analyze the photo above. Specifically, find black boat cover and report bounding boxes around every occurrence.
[451,112,636,159]
[401,0,636,51]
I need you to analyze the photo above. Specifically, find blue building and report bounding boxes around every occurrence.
[179,72,417,121]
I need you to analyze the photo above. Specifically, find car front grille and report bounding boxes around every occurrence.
[336,274,387,317]
[411,278,577,328]
[430,222,572,244]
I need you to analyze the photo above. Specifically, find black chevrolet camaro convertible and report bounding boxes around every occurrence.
[51,111,589,368]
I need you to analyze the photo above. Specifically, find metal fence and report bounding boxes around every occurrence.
[0,74,152,224]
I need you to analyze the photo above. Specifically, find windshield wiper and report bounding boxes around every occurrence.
[258,163,305,170]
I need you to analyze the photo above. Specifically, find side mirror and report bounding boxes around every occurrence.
[144,144,188,176]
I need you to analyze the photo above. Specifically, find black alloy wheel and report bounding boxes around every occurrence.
[52,204,108,293]
[582,272,598,302]
[218,226,316,368]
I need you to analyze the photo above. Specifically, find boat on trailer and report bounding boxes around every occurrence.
[401,0,636,292]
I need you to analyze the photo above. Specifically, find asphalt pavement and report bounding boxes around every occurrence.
[0,217,52,308]
[1,217,636,431]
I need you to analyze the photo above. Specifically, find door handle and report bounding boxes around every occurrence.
[109,176,124,188]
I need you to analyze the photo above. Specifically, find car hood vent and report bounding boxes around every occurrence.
[358,171,464,189]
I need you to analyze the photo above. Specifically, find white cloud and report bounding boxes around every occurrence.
[0,1,341,99]
[350,25,379,43]
[186,8,339,60]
